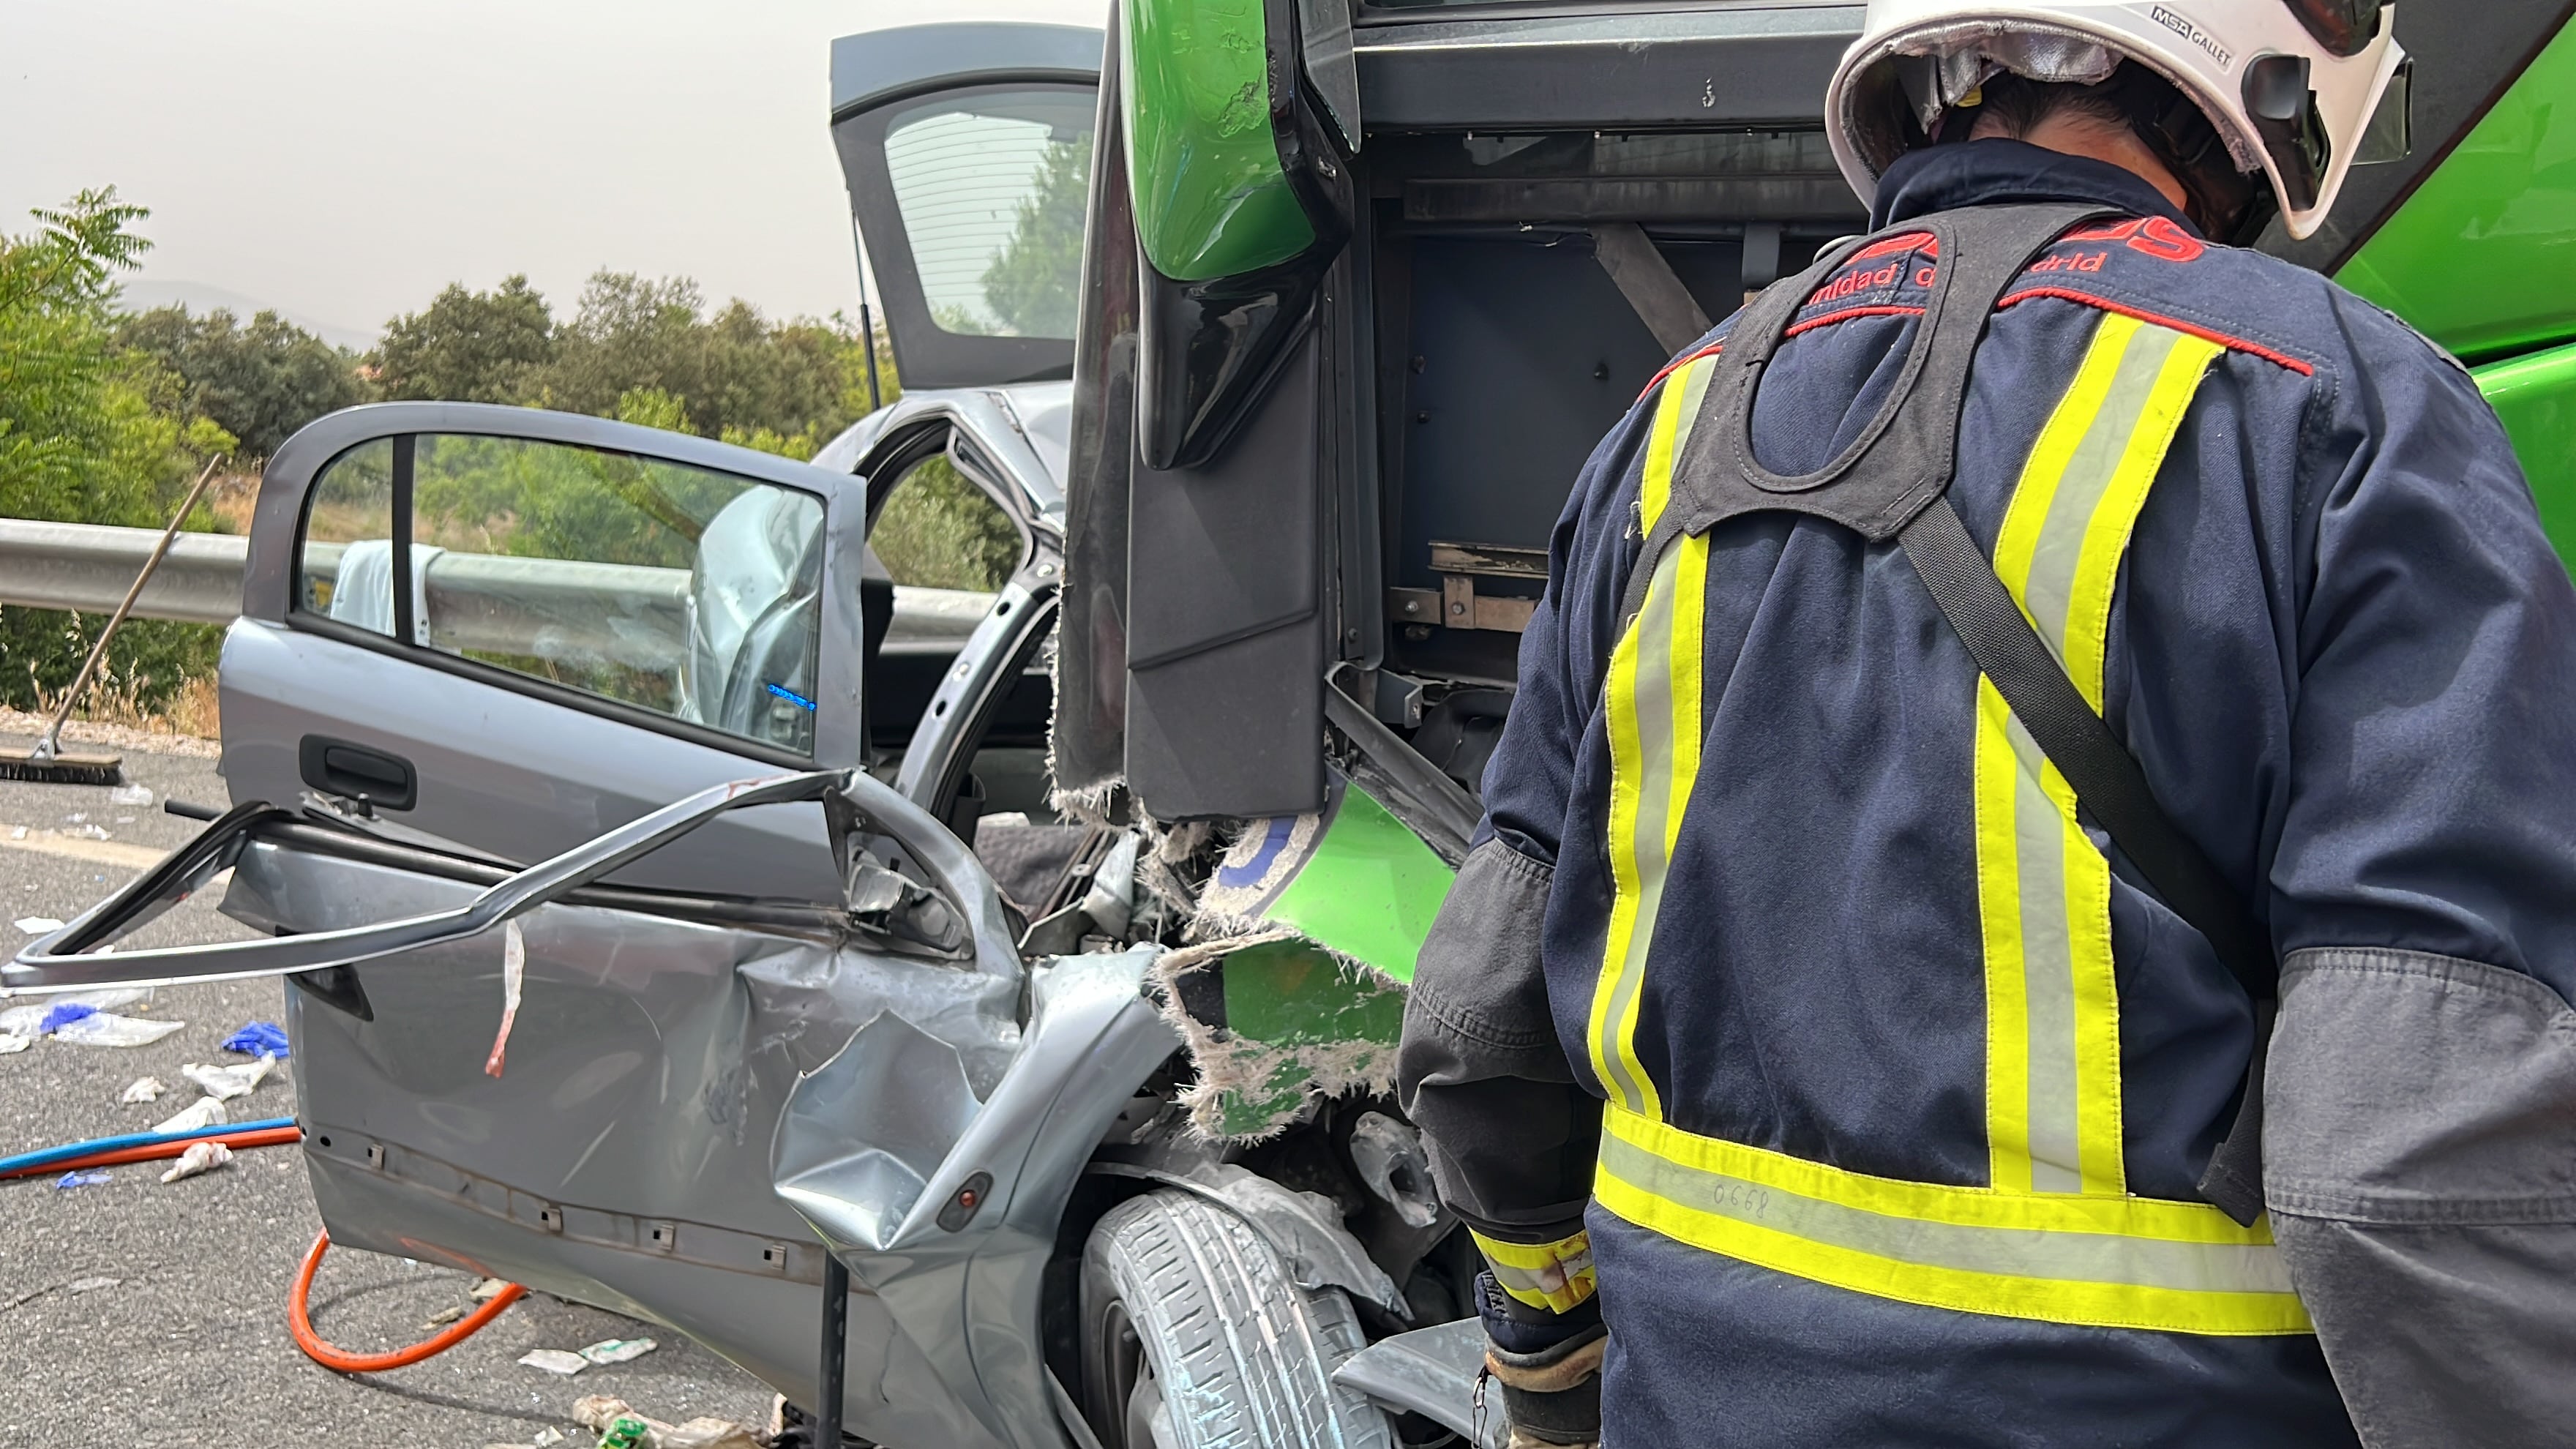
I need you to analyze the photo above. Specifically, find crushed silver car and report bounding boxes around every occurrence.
[10,5,1896,1444]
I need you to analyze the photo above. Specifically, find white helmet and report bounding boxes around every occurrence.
[1827,1,2408,239]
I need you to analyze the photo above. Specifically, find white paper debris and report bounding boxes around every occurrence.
[108,783,153,806]
[152,1096,228,1135]
[119,1076,165,1103]
[160,1139,234,1183]
[469,1276,512,1302]
[0,1033,29,1055]
[66,1276,120,1294]
[532,1429,567,1448]
[577,1337,657,1366]
[484,918,525,1077]
[14,917,64,934]
[660,1418,763,1449]
[517,1348,591,1376]
[53,1013,185,1048]
[181,1055,277,1101]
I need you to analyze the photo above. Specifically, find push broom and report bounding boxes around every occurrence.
[0,454,225,785]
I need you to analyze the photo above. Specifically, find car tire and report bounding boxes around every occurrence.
[1080,1188,1394,1449]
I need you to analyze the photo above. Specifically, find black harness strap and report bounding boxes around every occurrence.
[1629,204,2277,1225]
[1899,496,2274,1224]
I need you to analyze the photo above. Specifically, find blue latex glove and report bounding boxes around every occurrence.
[222,1021,290,1057]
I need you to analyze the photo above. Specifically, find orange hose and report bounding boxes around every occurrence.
[289,1229,528,1372]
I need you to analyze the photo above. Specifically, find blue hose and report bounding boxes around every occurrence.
[0,1116,299,1177]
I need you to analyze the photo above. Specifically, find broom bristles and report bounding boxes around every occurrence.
[0,752,124,786]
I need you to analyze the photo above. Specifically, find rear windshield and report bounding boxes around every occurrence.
[883,87,1095,342]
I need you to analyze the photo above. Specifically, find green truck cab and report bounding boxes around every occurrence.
[1044,0,2576,836]
[863,0,2569,1123]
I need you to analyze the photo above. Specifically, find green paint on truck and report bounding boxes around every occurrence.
[1121,0,1317,281]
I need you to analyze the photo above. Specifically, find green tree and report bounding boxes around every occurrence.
[373,274,557,404]
[981,135,1092,337]
[529,271,708,419]
[0,188,234,711]
[116,304,371,459]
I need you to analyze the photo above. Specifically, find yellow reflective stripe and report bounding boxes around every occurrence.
[1587,357,1714,1121]
[1974,677,2036,1194]
[1472,1227,1598,1314]
[1977,315,2223,1196]
[1595,1104,2311,1336]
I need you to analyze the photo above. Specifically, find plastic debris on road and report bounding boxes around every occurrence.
[469,1276,512,1301]
[0,1033,29,1055]
[531,1429,566,1448]
[568,1394,757,1449]
[39,1003,95,1033]
[158,1139,233,1183]
[54,1169,111,1190]
[67,1275,119,1292]
[53,1013,185,1048]
[62,823,111,841]
[0,989,151,1036]
[119,1076,165,1103]
[108,783,152,806]
[14,917,64,935]
[517,1348,592,1376]
[577,1337,657,1366]
[181,1055,276,1101]
[151,1096,227,1135]
[484,919,525,1077]
[222,1020,291,1057]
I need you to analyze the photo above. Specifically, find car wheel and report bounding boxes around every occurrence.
[1081,1189,1394,1449]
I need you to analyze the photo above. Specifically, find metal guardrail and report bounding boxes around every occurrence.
[0,519,248,624]
[0,518,993,656]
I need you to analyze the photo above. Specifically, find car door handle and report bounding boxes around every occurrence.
[299,735,418,812]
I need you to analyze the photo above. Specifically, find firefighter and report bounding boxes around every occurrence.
[1399,3,2576,1445]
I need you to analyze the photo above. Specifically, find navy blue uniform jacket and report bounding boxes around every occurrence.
[1399,138,2576,1446]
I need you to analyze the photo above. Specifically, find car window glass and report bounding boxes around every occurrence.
[298,438,398,635]
[883,88,1093,341]
[296,435,828,755]
[872,455,1022,593]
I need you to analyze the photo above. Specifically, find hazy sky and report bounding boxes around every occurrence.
[1,0,1101,345]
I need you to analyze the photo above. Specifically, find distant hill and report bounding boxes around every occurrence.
[113,279,378,353]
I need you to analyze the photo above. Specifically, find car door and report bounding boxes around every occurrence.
[226,402,862,898]
[4,400,1062,1445]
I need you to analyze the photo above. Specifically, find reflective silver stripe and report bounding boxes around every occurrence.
[1599,540,1685,1117]
[2015,323,2192,666]
[2005,714,2082,1194]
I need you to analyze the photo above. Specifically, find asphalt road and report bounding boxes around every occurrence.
[0,733,780,1447]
